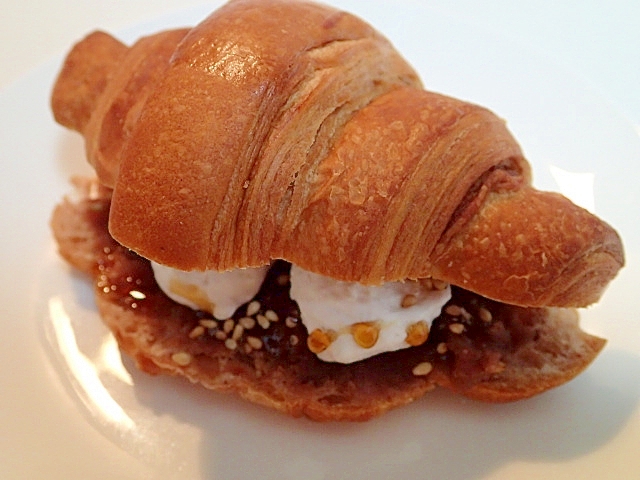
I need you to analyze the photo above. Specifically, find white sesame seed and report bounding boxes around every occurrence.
[264,309,279,322]
[171,352,192,366]
[199,319,218,329]
[246,300,261,317]
[189,325,205,339]
[239,316,256,329]
[257,314,270,329]
[246,336,263,350]
[223,319,235,334]
[412,361,433,376]
[214,330,227,341]
[449,323,465,334]
[129,290,146,300]
[232,324,244,341]
[285,316,297,328]
[479,307,493,323]
[401,294,418,308]
[224,338,238,350]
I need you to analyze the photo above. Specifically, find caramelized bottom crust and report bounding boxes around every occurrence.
[51,178,606,421]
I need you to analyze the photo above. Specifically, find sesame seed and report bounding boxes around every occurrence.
[246,336,263,350]
[446,304,471,320]
[405,321,429,346]
[264,309,279,322]
[285,316,298,328]
[246,300,261,317]
[223,319,235,334]
[189,325,205,339]
[232,324,244,341]
[239,316,256,329]
[290,335,299,346]
[449,323,465,334]
[401,294,418,308]
[437,342,448,354]
[129,290,146,300]
[243,344,253,354]
[171,352,192,366]
[352,322,380,348]
[256,314,270,329]
[412,361,433,376]
[199,319,217,329]
[307,329,334,353]
[224,338,238,350]
[478,307,493,323]
[214,330,227,341]
[445,304,463,316]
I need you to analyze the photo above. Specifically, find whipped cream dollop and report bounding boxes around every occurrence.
[289,265,451,363]
[151,262,269,319]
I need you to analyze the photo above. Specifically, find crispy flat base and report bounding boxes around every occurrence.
[50,178,606,421]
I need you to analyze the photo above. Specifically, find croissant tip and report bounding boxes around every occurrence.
[51,30,127,133]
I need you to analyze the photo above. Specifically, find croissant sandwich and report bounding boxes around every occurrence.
[50,0,624,421]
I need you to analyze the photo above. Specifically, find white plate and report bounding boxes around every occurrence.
[1,2,639,479]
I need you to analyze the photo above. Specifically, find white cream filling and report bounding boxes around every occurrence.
[289,265,451,363]
[151,262,269,320]
[151,262,451,364]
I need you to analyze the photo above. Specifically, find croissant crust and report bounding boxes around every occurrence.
[50,0,623,308]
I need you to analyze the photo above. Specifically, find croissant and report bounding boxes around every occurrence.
[52,0,622,309]
[50,0,624,420]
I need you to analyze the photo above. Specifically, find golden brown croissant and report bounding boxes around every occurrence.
[52,0,622,309]
[50,0,624,420]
